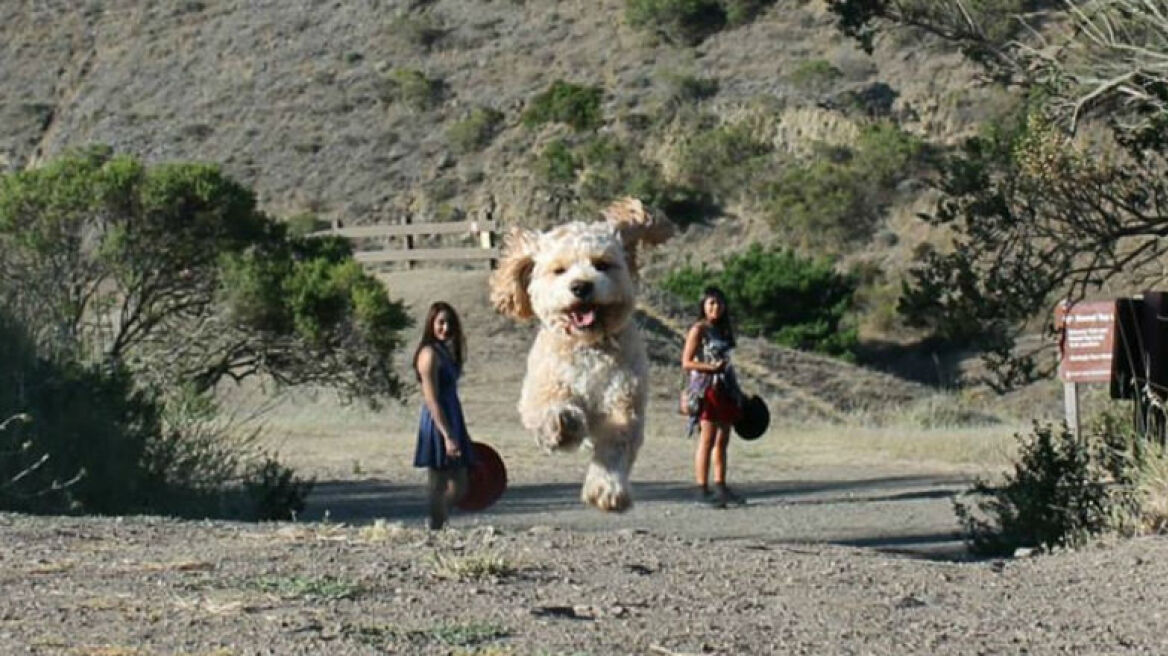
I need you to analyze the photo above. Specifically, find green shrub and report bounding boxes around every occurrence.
[0,149,409,518]
[661,73,720,109]
[954,418,1139,556]
[625,0,776,43]
[530,135,716,224]
[533,139,580,185]
[446,106,505,153]
[381,69,446,111]
[787,59,844,90]
[762,121,925,252]
[763,160,869,250]
[0,312,313,519]
[522,81,604,131]
[625,0,726,45]
[660,244,859,357]
[286,212,326,237]
[674,122,772,200]
[723,0,776,25]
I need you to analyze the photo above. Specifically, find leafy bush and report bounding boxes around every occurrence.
[286,212,326,237]
[531,135,717,225]
[381,69,446,111]
[446,106,505,153]
[787,59,844,91]
[0,311,312,518]
[626,0,726,45]
[626,0,776,44]
[660,73,720,110]
[522,81,604,131]
[0,149,408,518]
[762,121,924,252]
[673,122,772,200]
[660,244,859,357]
[954,417,1144,556]
[533,139,580,186]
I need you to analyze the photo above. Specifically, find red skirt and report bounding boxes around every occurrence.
[699,385,741,425]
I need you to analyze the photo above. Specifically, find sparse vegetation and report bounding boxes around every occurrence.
[249,574,363,600]
[446,106,505,153]
[521,81,604,132]
[787,58,844,91]
[762,121,924,253]
[431,551,517,582]
[381,68,447,111]
[625,0,779,45]
[389,12,446,50]
[673,120,772,201]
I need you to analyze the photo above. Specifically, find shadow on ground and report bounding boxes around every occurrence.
[303,473,974,561]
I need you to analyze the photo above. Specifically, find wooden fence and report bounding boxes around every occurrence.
[314,217,499,269]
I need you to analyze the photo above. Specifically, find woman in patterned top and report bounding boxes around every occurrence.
[681,287,746,508]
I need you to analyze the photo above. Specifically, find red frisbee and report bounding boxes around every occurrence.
[457,441,507,511]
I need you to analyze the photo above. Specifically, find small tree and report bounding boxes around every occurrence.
[828,1,1168,390]
[0,147,410,403]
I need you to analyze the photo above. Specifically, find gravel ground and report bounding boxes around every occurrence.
[3,510,1167,655]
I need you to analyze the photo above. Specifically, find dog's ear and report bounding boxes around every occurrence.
[602,197,676,276]
[490,227,538,320]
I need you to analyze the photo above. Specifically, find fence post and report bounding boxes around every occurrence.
[402,214,415,270]
[479,206,496,270]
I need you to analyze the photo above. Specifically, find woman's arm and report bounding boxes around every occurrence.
[417,346,461,458]
[681,324,724,373]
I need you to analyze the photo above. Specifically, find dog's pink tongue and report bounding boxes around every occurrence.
[570,308,596,328]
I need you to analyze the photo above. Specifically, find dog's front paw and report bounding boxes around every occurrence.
[537,404,586,452]
[582,466,631,512]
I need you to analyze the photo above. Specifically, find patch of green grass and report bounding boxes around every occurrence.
[431,552,516,581]
[248,574,362,600]
[343,621,510,648]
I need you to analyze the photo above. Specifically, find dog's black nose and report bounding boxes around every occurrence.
[570,280,594,299]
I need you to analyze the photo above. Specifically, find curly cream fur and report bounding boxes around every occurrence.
[488,198,675,512]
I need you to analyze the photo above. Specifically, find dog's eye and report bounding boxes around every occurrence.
[552,266,567,275]
[593,260,613,272]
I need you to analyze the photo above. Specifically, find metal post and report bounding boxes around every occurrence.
[1064,381,1080,439]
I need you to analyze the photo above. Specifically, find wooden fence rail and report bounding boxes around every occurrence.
[313,218,499,268]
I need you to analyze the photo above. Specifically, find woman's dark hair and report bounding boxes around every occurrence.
[412,301,466,377]
[696,286,735,347]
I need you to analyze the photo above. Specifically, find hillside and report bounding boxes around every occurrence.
[1,0,1021,404]
[1,1,992,240]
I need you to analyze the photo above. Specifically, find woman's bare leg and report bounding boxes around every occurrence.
[694,420,716,489]
[712,423,731,486]
[427,469,449,530]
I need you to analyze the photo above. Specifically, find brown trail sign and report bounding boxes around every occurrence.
[1056,299,1117,437]
[1056,293,1168,443]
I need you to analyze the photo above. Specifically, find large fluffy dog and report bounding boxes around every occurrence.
[489,198,675,512]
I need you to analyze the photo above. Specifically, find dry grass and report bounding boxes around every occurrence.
[430,551,517,582]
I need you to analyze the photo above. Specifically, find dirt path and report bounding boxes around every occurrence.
[19,269,1151,655]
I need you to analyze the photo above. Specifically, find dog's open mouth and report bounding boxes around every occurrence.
[567,304,600,331]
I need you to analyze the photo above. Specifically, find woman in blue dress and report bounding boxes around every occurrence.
[412,301,475,529]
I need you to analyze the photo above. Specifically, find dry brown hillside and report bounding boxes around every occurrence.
[0,1,992,243]
[0,0,1018,402]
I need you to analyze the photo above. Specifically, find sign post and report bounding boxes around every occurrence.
[1055,300,1117,438]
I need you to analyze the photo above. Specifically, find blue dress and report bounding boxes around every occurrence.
[413,342,475,470]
